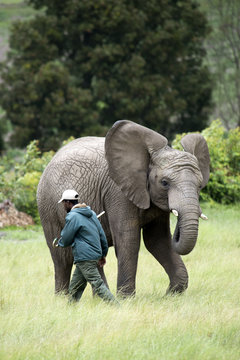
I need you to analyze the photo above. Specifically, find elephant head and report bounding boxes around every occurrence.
[105,120,210,255]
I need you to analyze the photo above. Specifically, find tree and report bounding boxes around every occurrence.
[0,0,212,150]
[202,0,240,129]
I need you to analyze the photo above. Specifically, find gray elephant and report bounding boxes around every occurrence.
[37,120,210,296]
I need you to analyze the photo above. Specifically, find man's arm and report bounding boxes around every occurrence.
[58,213,80,248]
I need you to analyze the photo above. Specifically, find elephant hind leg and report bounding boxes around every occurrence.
[97,265,109,289]
[53,253,73,294]
[143,217,188,295]
[43,219,73,294]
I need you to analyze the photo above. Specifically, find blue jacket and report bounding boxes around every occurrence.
[58,205,108,264]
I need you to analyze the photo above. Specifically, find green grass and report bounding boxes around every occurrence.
[0,203,240,360]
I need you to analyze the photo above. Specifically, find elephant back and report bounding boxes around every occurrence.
[37,136,108,223]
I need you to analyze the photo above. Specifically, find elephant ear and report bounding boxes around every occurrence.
[181,134,210,188]
[105,120,168,209]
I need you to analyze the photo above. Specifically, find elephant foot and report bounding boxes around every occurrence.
[165,281,188,295]
[55,273,71,295]
[55,283,69,295]
[117,285,136,299]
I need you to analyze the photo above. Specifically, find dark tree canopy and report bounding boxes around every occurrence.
[0,0,212,150]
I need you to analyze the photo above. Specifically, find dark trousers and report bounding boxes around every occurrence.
[69,260,116,303]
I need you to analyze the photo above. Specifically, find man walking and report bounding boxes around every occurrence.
[53,189,117,304]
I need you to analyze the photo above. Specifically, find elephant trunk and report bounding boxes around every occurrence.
[170,195,200,255]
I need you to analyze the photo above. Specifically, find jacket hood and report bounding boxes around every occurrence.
[71,204,93,218]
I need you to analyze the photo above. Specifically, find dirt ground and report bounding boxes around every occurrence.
[0,200,34,227]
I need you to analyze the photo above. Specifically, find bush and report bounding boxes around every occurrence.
[0,141,55,222]
[172,120,240,204]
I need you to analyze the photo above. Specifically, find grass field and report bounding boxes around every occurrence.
[0,203,240,360]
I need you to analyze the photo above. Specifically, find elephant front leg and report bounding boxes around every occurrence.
[143,217,188,294]
[112,223,141,297]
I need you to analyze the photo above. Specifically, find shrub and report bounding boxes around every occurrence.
[0,141,55,222]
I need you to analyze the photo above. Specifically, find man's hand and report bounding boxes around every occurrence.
[52,238,59,247]
[98,257,106,267]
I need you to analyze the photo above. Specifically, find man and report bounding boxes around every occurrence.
[53,189,117,304]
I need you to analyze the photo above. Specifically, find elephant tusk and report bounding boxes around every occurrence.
[200,213,208,220]
[172,209,178,217]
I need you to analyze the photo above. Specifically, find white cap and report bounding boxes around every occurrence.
[58,189,79,203]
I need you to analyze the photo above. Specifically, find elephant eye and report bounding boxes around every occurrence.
[161,179,169,187]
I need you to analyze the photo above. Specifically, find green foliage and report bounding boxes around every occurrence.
[172,120,240,204]
[0,0,212,150]
[13,142,54,220]
[0,113,10,152]
[0,1,40,151]
[0,140,55,222]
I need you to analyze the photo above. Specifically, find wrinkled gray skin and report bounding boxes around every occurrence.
[37,121,210,296]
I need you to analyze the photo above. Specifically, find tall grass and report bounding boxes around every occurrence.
[0,204,239,360]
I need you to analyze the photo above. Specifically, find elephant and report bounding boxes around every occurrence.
[37,120,210,297]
